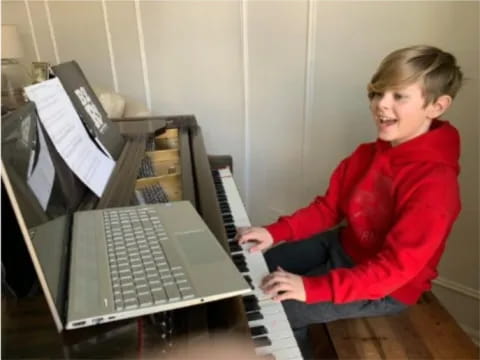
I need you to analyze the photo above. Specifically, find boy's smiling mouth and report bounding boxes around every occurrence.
[377,115,398,127]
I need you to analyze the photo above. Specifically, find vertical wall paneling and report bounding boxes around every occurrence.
[27,0,56,64]
[241,0,251,207]
[48,1,113,88]
[101,0,118,92]
[134,0,151,111]
[23,0,40,61]
[300,0,317,205]
[43,0,59,64]
[247,1,309,225]
[105,0,146,107]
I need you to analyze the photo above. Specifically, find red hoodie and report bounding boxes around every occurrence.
[266,120,461,305]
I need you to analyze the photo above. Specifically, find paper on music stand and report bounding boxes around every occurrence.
[27,120,55,210]
[24,78,115,197]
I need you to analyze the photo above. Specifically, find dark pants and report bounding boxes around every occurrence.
[264,229,407,359]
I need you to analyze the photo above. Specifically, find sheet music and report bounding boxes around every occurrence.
[24,78,115,197]
[27,121,55,210]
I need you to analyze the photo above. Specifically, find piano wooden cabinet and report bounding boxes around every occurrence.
[2,115,251,358]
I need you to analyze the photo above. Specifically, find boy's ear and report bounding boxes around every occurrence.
[428,95,452,119]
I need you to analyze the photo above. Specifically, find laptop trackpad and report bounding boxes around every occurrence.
[175,231,226,265]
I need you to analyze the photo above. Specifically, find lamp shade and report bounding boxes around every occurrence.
[2,24,24,60]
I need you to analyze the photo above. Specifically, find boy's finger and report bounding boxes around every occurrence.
[249,243,264,253]
[266,282,293,296]
[238,235,259,245]
[273,291,293,302]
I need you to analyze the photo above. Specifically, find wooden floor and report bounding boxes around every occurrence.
[322,293,479,359]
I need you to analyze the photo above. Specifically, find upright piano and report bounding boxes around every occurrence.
[2,113,317,359]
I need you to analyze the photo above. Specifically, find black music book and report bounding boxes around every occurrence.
[51,61,125,160]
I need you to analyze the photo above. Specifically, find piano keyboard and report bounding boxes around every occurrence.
[212,168,303,360]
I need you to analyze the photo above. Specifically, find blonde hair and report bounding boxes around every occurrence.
[368,45,463,105]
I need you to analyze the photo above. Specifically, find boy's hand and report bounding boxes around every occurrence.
[236,227,274,253]
[261,267,306,302]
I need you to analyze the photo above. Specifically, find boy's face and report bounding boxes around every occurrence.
[369,82,441,146]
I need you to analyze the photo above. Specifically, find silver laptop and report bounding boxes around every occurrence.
[3,165,250,332]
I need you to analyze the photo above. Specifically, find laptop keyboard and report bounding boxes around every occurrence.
[103,206,195,311]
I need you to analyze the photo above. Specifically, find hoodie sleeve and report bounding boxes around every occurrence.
[265,158,348,243]
[302,170,461,304]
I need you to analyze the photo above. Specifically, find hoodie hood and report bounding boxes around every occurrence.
[375,119,460,173]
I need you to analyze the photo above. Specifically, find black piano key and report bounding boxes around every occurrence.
[226,230,237,238]
[233,259,247,268]
[243,294,258,304]
[232,254,246,262]
[223,215,234,223]
[233,258,246,267]
[247,311,264,322]
[236,264,249,273]
[229,243,242,252]
[244,301,260,312]
[250,325,268,337]
[225,224,236,232]
[253,336,272,348]
[243,296,259,308]
[243,294,257,303]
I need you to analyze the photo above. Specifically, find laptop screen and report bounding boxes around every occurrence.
[1,102,87,227]
[1,102,78,330]
[29,215,72,323]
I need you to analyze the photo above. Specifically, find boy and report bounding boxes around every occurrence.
[237,45,463,357]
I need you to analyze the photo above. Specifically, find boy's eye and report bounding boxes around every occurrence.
[393,93,407,100]
[368,91,382,100]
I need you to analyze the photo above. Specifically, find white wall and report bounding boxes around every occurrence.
[3,0,478,341]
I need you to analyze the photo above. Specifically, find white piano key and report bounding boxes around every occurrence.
[249,312,291,333]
